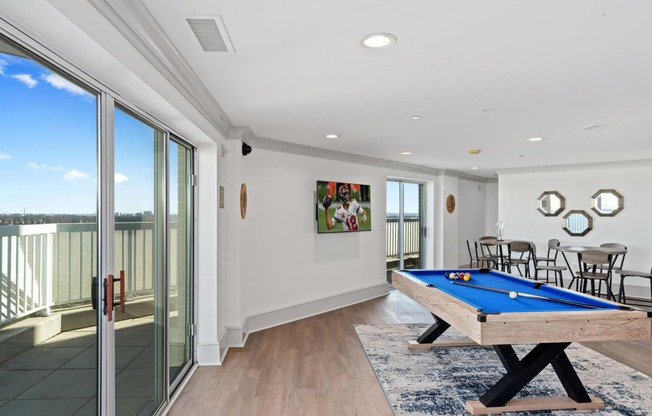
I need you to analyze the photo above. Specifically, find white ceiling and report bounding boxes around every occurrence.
[17,0,652,179]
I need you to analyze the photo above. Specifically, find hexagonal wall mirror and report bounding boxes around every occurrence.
[537,191,565,216]
[591,189,623,217]
[563,210,593,236]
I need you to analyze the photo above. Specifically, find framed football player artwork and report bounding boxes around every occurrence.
[316,180,371,233]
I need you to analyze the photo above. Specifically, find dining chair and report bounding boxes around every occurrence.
[504,241,531,277]
[477,236,500,269]
[576,250,615,300]
[599,243,627,272]
[466,240,479,268]
[615,267,652,305]
[530,244,566,286]
[534,239,561,265]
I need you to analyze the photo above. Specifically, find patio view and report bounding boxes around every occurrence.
[0,32,193,415]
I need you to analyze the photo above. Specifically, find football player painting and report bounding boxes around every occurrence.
[322,185,367,231]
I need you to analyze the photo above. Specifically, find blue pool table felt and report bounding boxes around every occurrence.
[403,269,620,314]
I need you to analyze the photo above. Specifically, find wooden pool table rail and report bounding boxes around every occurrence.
[392,270,652,346]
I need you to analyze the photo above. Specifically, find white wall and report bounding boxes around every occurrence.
[499,164,652,297]
[224,150,448,330]
[457,178,492,267]
[210,146,498,357]
[485,181,499,235]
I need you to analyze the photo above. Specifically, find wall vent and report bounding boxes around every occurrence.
[186,16,234,53]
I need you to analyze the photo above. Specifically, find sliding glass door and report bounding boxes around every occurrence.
[168,140,193,390]
[386,180,425,279]
[0,35,101,415]
[0,31,194,416]
[113,107,166,415]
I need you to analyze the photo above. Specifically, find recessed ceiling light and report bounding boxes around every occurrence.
[471,167,479,170]
[325,134,339,139]
[360,33,397,49]
[467,149,482,155]
[399,151,413,155]
[412,115,421,120]
[528,137,544,142]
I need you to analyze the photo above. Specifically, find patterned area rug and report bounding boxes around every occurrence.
[354,324,652,416]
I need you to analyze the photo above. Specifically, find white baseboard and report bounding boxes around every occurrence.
[243,283,390,334]
[196,341,221,366]
[215,283,389,360]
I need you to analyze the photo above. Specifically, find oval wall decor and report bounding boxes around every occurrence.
[240,183,247,219]
[446,194,456,214]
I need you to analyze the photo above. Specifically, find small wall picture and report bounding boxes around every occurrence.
[316,180,371,233]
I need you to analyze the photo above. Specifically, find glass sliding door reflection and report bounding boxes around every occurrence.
[0,35,100,415]
[113,107,165,415]
[168,139,193,389]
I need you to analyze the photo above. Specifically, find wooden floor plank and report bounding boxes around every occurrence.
[168,287,652,415]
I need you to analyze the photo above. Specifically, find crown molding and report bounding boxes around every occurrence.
[496,159,652,176]
[88,0,232,137]
[238,133,491,182]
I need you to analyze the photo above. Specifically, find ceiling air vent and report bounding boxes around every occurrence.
[186,16,234,53]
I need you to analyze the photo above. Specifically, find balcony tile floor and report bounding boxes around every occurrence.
[0,316,155,416]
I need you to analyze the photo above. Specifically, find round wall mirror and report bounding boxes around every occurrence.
[537,191,565,216]
[591,189,623,217]
[563,210,593,236]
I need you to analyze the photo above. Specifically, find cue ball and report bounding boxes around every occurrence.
[509,291,518,299]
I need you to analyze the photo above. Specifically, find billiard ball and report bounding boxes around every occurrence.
[509,291,518,299]
[463,274,470,281]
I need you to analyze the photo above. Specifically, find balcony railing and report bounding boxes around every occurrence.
[386,216,421,260]
[2,216,408,327]
[0,222,174,326]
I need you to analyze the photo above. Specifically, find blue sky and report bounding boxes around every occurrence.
[386,181,421,215]
[0,51,167,215]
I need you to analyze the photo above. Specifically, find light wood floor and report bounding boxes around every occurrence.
[168,288,652,416]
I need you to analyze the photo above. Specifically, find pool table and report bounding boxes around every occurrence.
[392,268,652,415]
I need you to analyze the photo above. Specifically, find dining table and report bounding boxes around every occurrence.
[554,245,628,300]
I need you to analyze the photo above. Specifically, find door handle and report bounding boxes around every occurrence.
[105,270,126,322]
[117,270,126,313]
[106,274,114,321]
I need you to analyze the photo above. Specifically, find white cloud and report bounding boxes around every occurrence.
[42,72,92,98]
[11,73,37,88]
[0,152,11,160]
[64,169,89,181]
[0,59,7,75]
[49,165,67,172]
[115,172,129,183]
[27,162,46,170]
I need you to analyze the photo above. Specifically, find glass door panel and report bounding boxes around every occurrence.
[402,183,424,269]
[385,181,400,281]
[386,180,424,280]
[113,107,165,415]
[0,35,100,415]
[168,139,193,388]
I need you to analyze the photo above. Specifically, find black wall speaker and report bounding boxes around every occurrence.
[242,142,252,156]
